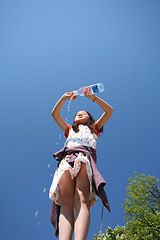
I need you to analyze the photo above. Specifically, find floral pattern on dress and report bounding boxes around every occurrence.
[49,125,99,208]
[49,152,98,208]
[64,125,98,149]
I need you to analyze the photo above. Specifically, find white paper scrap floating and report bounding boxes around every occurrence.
[35,211,39,217]
[59,134,61,140]
[37,222,40,228]
[48,164,51,168]
[43,188,46,193]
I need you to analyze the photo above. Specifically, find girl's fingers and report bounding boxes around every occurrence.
[84,90,95,100]
[63,91,77,100]
[68,92,77,100]
[84,90,89,97]
[71,94,77,100]
[73,95,77,100]
[63,92,73,100]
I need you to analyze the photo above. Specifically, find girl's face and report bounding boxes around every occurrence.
[74,111,90,125]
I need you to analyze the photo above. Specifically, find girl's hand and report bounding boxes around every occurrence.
[83,87,96,101]
[62,92,77,101]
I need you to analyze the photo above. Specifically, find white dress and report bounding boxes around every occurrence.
[49,124,101,208]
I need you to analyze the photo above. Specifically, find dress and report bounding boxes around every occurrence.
[49,122,110,237]
[49,123,100,208]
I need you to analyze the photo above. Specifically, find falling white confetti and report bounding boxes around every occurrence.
[43,188,46,193]
[59,134,61,140]
[66,118,68,122]
[48,164,51,168]
[50,173,53,177]
[37,222,40,228]
[35,211,39,217]
[56,142,59,145]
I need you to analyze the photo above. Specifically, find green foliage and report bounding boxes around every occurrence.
[93,226,127,240]
[122,171,160,239]
[93,172,160,240]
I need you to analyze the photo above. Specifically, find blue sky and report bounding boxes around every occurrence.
[1,0,160,239]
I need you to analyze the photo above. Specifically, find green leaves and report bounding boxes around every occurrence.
[93,172,160,240]
[93,226,127,240]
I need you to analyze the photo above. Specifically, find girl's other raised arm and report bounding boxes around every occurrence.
[84,91,114,130]
[93,96,114,130]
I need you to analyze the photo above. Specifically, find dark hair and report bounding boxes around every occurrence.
[72,111,103,134]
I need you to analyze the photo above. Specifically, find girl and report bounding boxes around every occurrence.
[49,89,114,240]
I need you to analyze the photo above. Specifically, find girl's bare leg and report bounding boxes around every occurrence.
[74,163,90,240]
[59,170,75,240]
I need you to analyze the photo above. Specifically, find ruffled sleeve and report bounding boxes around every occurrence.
[93,121,102,137]
[64,124,72,138]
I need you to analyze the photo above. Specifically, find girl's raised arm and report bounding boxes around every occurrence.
[51,92,77,133]
[84,91,114,130]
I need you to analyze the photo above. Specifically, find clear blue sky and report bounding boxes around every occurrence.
[1,0,160,239]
